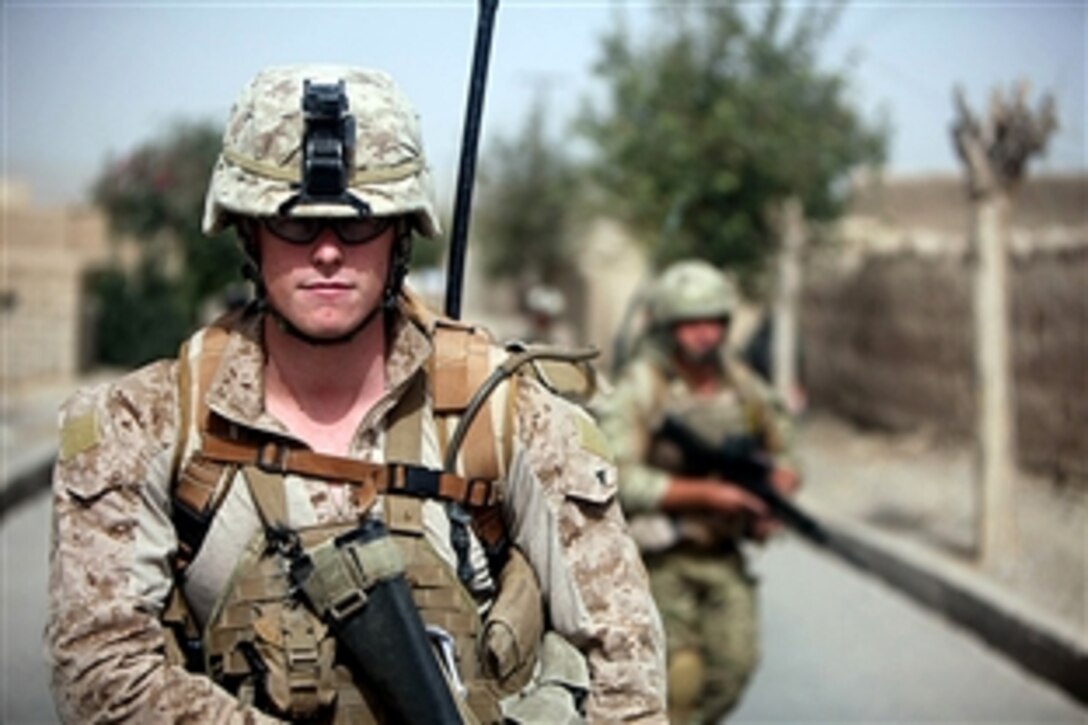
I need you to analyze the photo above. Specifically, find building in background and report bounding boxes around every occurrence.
[1,180,109,389]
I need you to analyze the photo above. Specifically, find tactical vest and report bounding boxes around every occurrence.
[163,300,597,723]
[643,357,770,550]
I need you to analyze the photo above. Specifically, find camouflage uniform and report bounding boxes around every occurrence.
[597,261,795,724]
[46,66,666,724]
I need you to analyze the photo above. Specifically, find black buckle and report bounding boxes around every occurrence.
[403,466,442,499]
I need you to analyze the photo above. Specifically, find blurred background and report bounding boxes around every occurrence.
[2,1,1085,722]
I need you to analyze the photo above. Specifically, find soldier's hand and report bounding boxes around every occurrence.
[662,478,768,518]
[747,513,781,543]
[701,482,768,518]
[770,467,801,497]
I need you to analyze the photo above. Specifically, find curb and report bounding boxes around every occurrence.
[809,504,1088,706]
[0,450,55,523]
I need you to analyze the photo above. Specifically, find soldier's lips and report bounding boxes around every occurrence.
[299,281,355,298]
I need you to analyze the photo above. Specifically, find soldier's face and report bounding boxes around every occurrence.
[258,220,395,340]
[672,319,727,364]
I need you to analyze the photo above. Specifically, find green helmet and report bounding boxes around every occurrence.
[202,65,441,238]
[650,259,737,325]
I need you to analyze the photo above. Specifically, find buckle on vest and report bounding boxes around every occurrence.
[466,478,493,507]
[328,588,368,623]
[257,442,289,474]
[403,466,441,498]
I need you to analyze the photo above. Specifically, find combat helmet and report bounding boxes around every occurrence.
[650,259,738,326]
[203,65,440,238]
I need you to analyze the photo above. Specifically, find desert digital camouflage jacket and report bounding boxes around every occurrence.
[45,303,666,723]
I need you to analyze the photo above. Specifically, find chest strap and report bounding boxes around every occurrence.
[200,433,502,511]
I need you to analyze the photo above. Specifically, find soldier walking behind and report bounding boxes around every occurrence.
[597,260,800,724]
[45,65,666,723]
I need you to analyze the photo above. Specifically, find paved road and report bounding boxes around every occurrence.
[3,491,1086,724]
[733,537,1087,723]
[2,492,55,724]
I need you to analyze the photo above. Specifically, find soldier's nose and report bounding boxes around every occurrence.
[311,233,344,266]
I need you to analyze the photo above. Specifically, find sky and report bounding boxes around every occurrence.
[2,1,1085,210]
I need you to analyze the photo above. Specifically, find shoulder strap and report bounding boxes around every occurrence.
[431,320,503,481]
[439,341,600,475]
[723,356,772,430]
[176,312,239,464]
[385,371,427,465]
[244,465,289,530]
[171,311,244,572]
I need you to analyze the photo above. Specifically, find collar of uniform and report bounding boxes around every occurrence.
[203,299,435,433]
[204,310,276,431]
[387,292,434,393]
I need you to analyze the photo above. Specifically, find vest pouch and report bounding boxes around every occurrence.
[200,525,346,721]
[249,601,337,718]
[479,547,543,695]
[502,632,589,724]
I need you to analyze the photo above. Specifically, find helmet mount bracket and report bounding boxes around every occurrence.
[278,79,371,217]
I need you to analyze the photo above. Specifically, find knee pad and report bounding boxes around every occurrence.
[667,648,705,710]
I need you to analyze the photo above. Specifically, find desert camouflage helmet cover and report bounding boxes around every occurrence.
[651,259,738,325]
[203,65,441,238]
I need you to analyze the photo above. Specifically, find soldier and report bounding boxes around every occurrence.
[46,65,666,723]
[523,283,572,346]
[597,259,800,724]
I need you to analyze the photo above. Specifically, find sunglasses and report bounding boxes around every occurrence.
[262,216,393,245]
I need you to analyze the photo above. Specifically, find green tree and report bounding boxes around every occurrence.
[579,0,886,282]
[410,228,446,271]
[89,262,190,368]
[91,121,244,366]
[476,95,581,291]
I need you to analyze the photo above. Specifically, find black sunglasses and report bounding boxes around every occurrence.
[262,216,392,245]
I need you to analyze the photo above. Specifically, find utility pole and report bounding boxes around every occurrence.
[772,195,805,412]
[951,82,1056,567]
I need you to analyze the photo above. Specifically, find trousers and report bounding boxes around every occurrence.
[646,547,759,724]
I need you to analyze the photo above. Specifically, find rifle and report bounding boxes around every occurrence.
[446,0,501,320]
[657,414,830,547]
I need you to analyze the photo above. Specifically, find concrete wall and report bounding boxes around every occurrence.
[1011,245,1088,479]
[803,174,1088,480]
[803,252,975,435]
